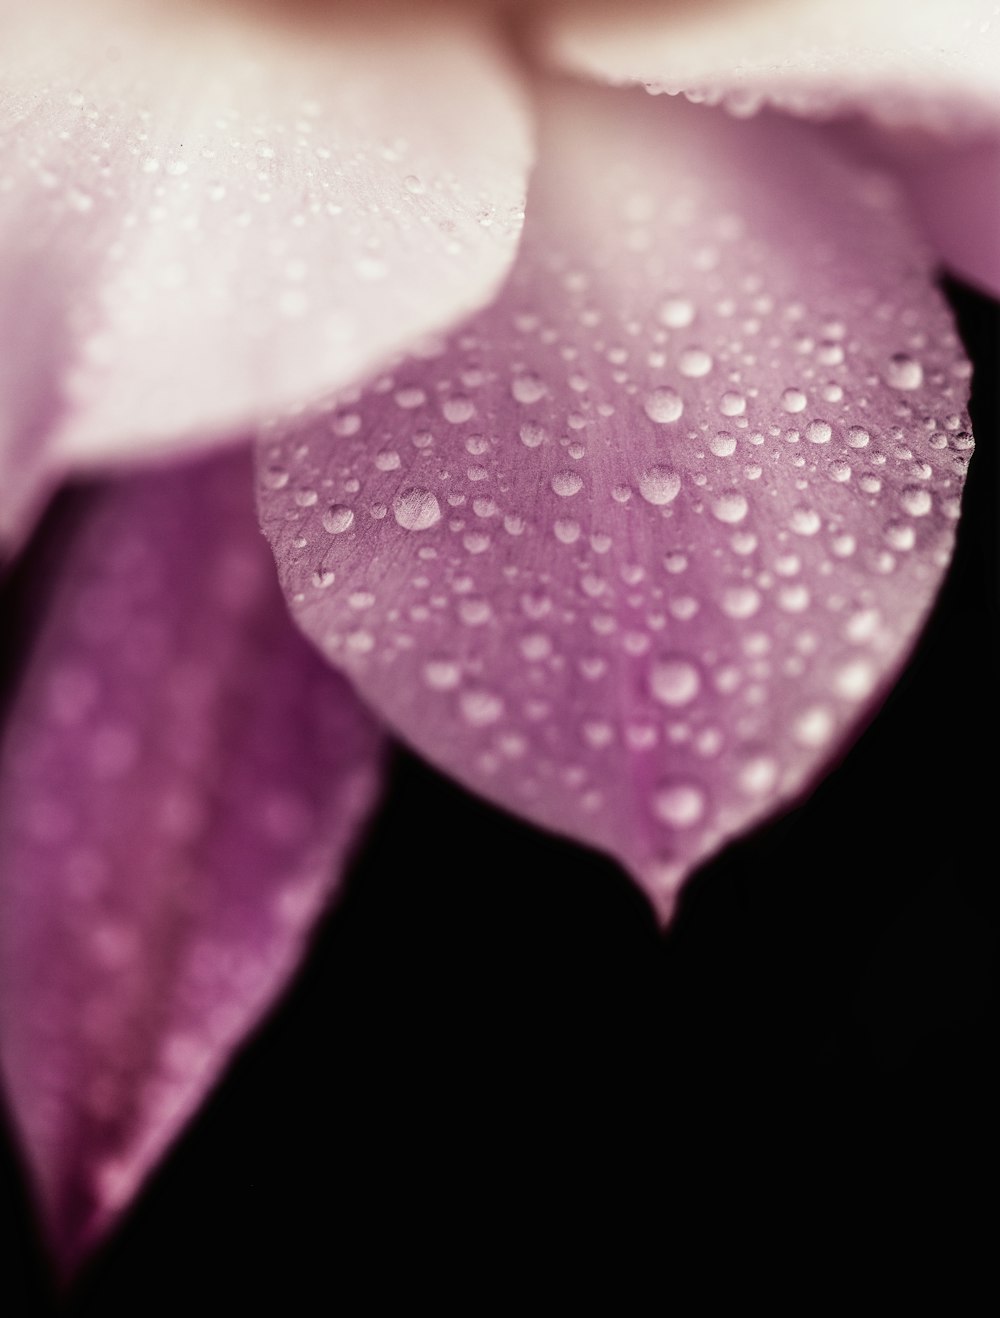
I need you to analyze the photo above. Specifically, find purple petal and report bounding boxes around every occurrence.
[536,0,1000,134]
[257,84,973,924]
[0,0,531,549]
[0,450,385,1270]
[898,137,1000,298]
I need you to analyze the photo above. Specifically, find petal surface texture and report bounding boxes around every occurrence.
[0,0,531,547]
[537,0,1000,133]
[0,451,385,1269]
[257,85,974,923]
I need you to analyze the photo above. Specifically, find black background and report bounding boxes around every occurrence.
[3,280,997,1310]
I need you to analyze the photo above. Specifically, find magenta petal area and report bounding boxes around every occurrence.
[0,0,531,550]
[257,84,974,924]
[0,451,384,1271]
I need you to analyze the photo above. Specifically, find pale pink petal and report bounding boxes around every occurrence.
[535,0,1000,134]
[894,138,1000,298]
[0,0,531,548]
[257,84,973,925]
[0,450,385,1270]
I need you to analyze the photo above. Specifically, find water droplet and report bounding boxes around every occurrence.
[423,659,462,691]
[781,387,807,413]
[720,391,746,417]
[846,426,870,448]
[900,486,932,517]
[805,419,832,444]
[649,658,701,707]
[658,297,695,328]
[652,781,706,828]
[644,387,684,424]
[638,467,681,506]
[886,353,923,390]
[788,506,821,536]
[460,690,504,727]
[708,431,737,457]
[393,488,441,531]
[551,470,584,497]
[710,490,748,524]
[511,373,547,404]
[519,422,547,448]
[738,755,778,797]
[442,396,475,424]
[793,705,834,747]
[834,658,877,700]
[323,504,355,534]
[679,347,713,378]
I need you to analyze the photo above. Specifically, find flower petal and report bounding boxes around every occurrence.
[896,138,1000,298]
[535,0,1000,134]
[257,83,973,924]
[0,450,385,1270]
[0,0,531,549]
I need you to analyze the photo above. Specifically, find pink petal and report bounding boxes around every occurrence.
[893,137,1000,298]
[0,450,385,1271]
[0,0,531,549]
[257,83,973,925]
[535,0,1000,134]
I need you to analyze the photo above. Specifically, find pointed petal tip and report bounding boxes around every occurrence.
[258,83,972,922]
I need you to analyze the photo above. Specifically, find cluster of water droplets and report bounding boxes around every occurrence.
[257,88,972,915]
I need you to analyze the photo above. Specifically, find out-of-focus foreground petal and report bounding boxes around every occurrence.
[0,0,531,551]
[536,0,1000,133]
[892,138,1000,299]
[0,450,385,1272]
[535,0,1000,305]
[258,83,973,924]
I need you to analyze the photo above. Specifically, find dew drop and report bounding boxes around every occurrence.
[644,387,684,424]
[511,373,547,404]
[658,296,695,328]
[551,470,584,497]
[460,690,504,727]
[885,353,923,390]
[423,659,462,691]
[900,486,932,517]
[679,347,713,378]
[710,490,748,524]
[781,387,807,413]
[649,657,701,707]
[638,467,681,506]
[519,422,547,448]
[393,488,441,531]
[323,504,355,534]
[708,431,737,457]
[652,781,706,828]
[805,419,832,444]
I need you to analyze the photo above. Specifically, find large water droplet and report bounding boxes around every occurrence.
[658,296,695,328]
[393,488,441,531]
[551,470,584,497]
[885,353,923,390]
[644,387,684,424]
[323,504,355,534]
[649,657,701,707]
[652,781,706,828]
[638,467,681,506]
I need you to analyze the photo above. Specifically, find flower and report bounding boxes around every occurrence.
[0,0,997,1284]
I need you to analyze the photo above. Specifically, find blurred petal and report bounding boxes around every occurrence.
[0,0,531,549]
[258,84,973,924]
[897,138,1000,298]
[0,450,385,1270]
[536,0,1000,134]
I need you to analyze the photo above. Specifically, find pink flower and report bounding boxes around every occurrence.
[0,0,997,1284]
